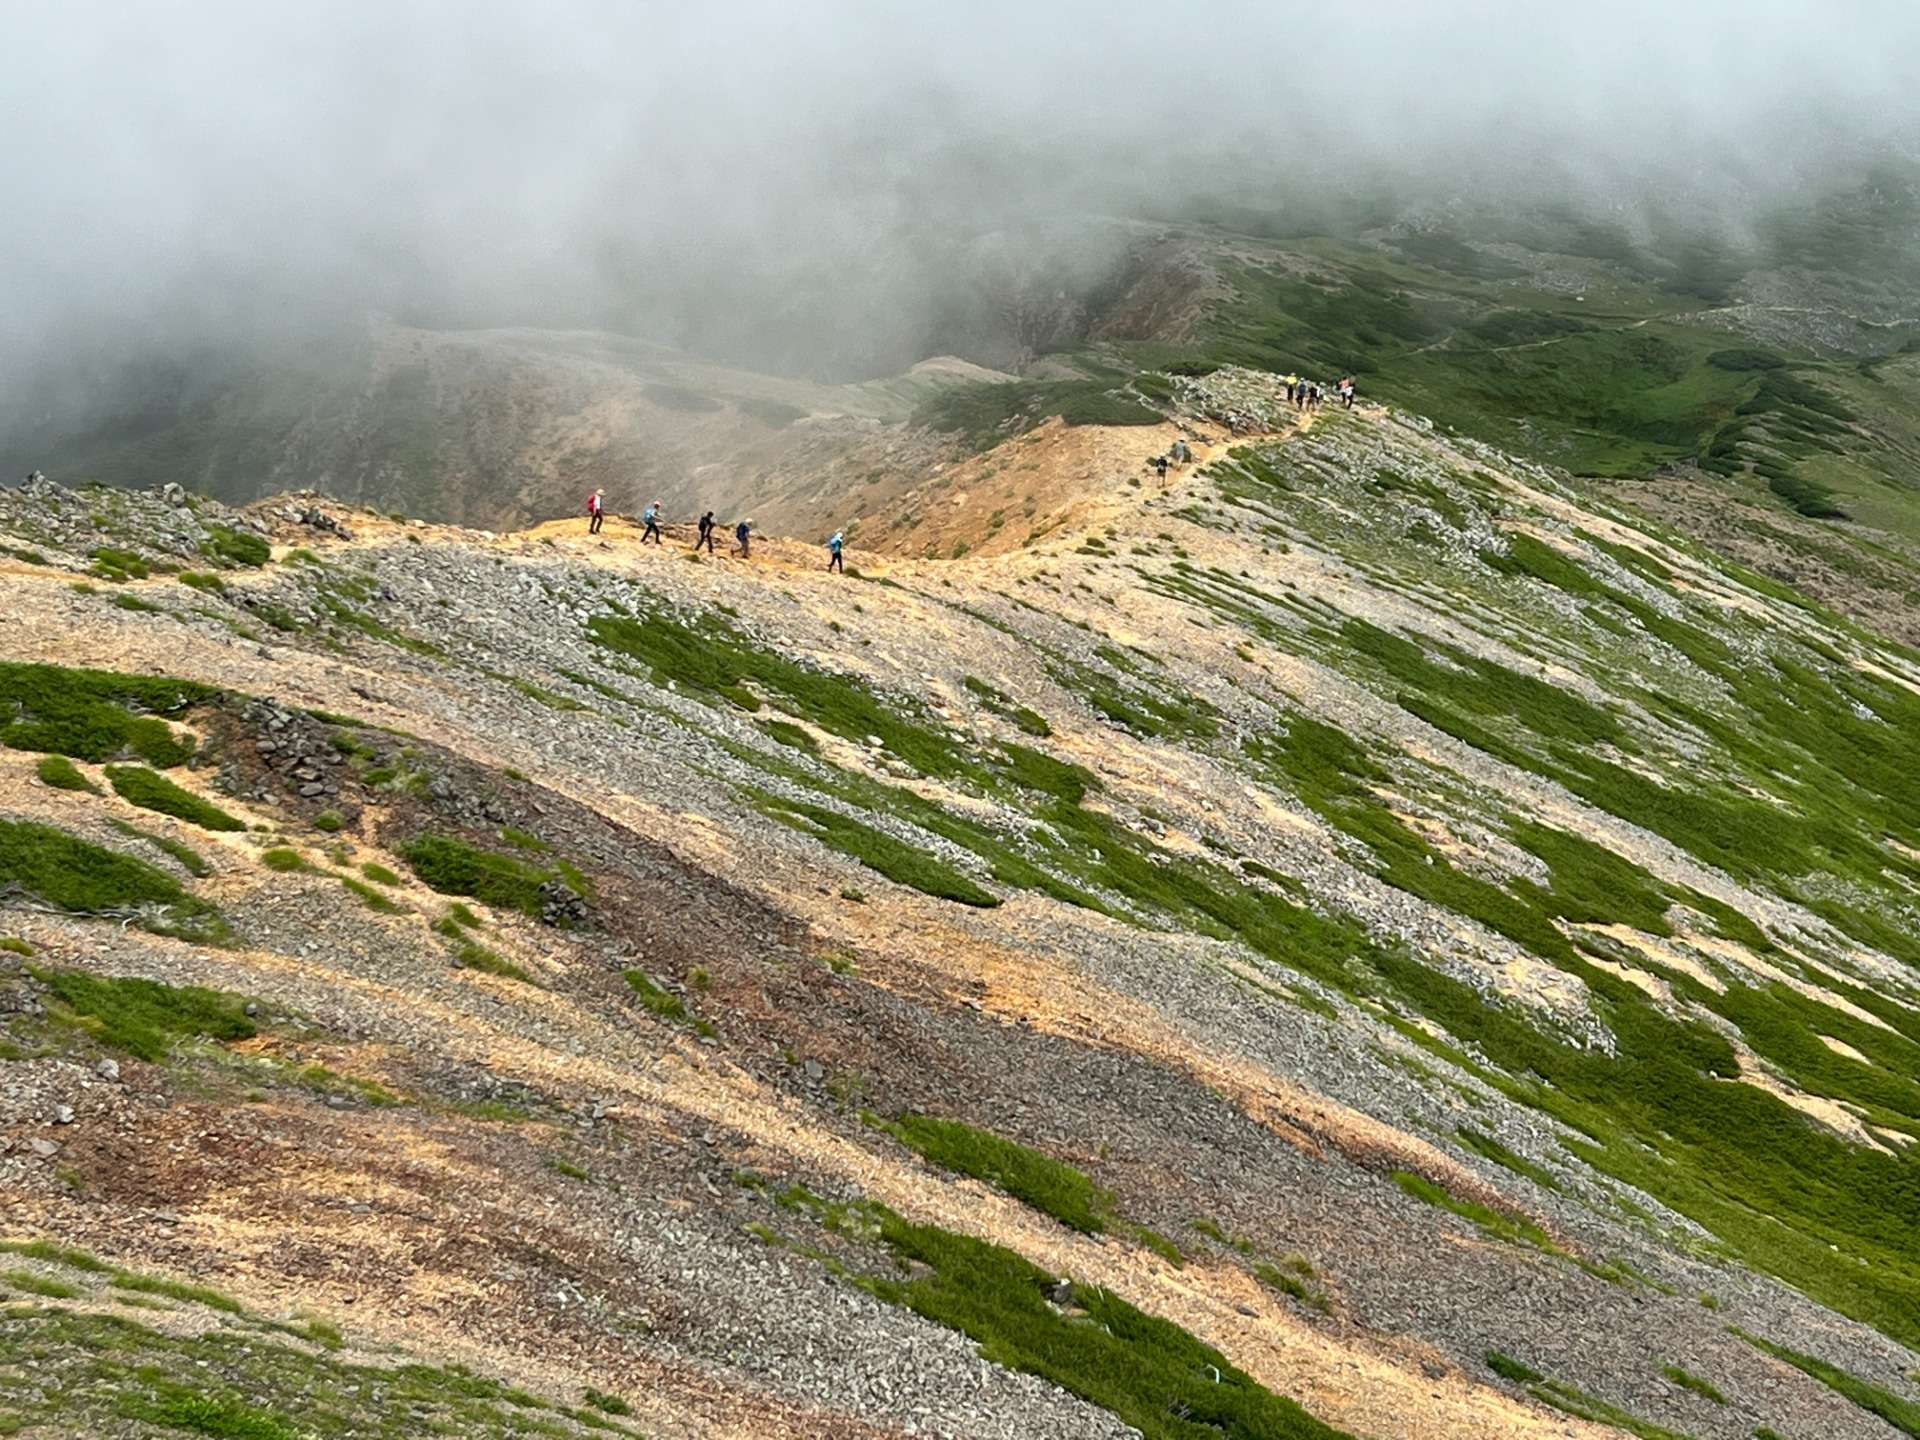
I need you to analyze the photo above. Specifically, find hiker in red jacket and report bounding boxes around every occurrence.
[587,488,605,535]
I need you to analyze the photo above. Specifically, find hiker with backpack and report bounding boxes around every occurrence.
[826,530,844,573]
[641,500,663,545]
[694,510,716,553]
[734,519,751,557]
[586,488,605,535]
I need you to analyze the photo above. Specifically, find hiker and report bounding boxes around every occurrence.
[1284,374,1298,404]
[826,529,844,573]
[641,499,663,545]
[1340,377,1356,409]
[734,519,751,557]
[1308,383,1322,412]
[586,488,605,534]
[1153,453,1170,479]
[694,510,717,553]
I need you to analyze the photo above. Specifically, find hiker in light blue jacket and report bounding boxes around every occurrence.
[826,530,844,574]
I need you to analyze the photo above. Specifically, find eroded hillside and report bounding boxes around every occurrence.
[2,401,1919,1440]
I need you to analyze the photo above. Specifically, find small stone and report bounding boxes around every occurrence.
[52,1105,75,1125]
[28,1138,59,1158]
[95,1058,120,1081]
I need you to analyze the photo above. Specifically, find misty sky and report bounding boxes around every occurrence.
[4,0,1918,387]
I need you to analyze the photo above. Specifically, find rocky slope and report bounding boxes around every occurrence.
[1,394,1918,1440]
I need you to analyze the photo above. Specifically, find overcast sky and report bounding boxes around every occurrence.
[4,0,1917,385]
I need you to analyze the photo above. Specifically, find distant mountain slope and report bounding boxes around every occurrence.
[6,321,1020,531]
[12,173,1920,553]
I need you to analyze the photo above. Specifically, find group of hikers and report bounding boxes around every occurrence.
[1149,436,1195,478]
[585,489,844,572]
[1282,374,1357,411]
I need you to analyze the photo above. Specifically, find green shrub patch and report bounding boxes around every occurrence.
[622,970,712,1035]
[1732,1328,1920,1436]
[0,820,223,939]
[453,939,535,984]
[34,754,99,793]
[110,819,212,878]
[1659,1365,1726,1405]
[0,1307,628,1439]
[203,525,271,568]
[751,794,998,907]
[1486,1351,1545,1384]
[399,834,583,922]
[883,1113,1111,1234]
[591,606,979,780]
[763,1184,1352,1440]
[106,766,244,831]
[34,968,256,1062]
[0,660,212,766]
